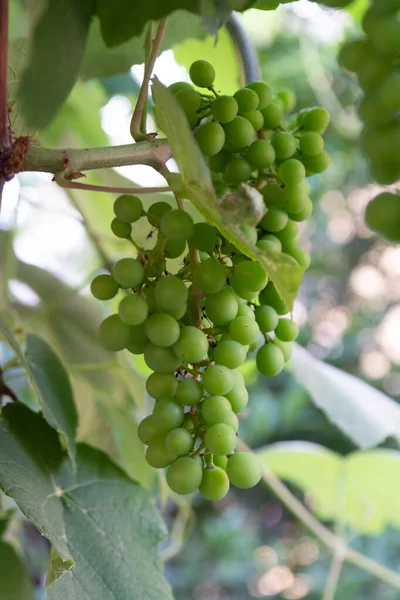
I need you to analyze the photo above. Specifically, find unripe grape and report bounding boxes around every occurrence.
[255,305,279,333]
[145,313,180,347]
[205,288,239,326]
[176,378,204,406]
[226,452,262,488]
[193,259,227,294]
[112,258,144,289]
[195,121,225,156]
[167,457,203,494]
[241,224,258,245]
[224,116,255,151]
[189,60,215,88]
[261,102,283,129]
[260,207,289,233]
[114,194,143,223]
[111,218,132,238]
[201,395,233,424]
[233,261,268,293]
[213,455,228,470]
[203,364,234,396]
[299,132,324,156]
[175,88,201,115]
[160,209,194,241]
[147,201,172,227]
[146,372,178,400]
[286,246,311,269]
[277,89,296,112]
[146,437,177,468]
[276,220,299,247]
[152,399,184,431]
[191,223,218,253]
[259,283,289,315]
[98,314,131,351]
[205,423,237,456]
[338,39,370,73]
[234,88,259,112]
[241,110,264,131]
[279,159,306,185]
[165,238,187,259]
[274,338,293,362]
[126,323,148,354]
[165,428,193,456]
[138,415,162,445]
[256,343,285,376]
[246,139,276,169]
[224,157,253,184]
[144,343,181,373]
[246,81,272,109]
[199,466,230,501]
[118,295,148,325]
[169,81,193,95]
[213,341,248,369]
[275,318,299,342]
[155,276,188,312]
[211,95,238,123]
[91,274,119,300]
[301,151,330,174]
[302,107,330,134]
[226,384,249,413]
[173,326,209,363]
[236,303,255,320]
[280,183,310,214]
[229,316,260,345]
[365,192,400,242]
[208,149,231,173]
[272,132,297,159]
[256,234,282,253]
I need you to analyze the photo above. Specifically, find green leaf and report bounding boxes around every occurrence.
[18,0,96,130]
[151,78,303,308]
[258,441,400,534]
[0,540,35,600]
[254,0,297,8]
[0,318,77,465]
[0,404,173,599]
[290,344,400,449]
[7,38,30,136]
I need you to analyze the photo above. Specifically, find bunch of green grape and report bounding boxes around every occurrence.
[90,62,331,500]
[338,0,400,241]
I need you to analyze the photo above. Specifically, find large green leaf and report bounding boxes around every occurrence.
[0,404,173,599]
[18,0,96,130]
[290,344,400,449]
[0,540,35,600]
[151,78,303,309]
[258,441,400,534]
[7,38,30,136]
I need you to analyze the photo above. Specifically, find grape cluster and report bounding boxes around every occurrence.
[338,0,400,241]
[91,61,331,500]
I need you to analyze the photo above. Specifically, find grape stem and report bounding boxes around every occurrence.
[237,438,400,590]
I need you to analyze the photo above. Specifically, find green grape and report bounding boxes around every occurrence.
[160,209,194,242]
[369,16,400,57]
[175,87,201,114]
[275,318,299,342]
[231,279,256,301]
[201,395,233,424]
[226,452,262,489]
[377,73,400,114]
[213,455,228,470]
[195,121,225,156]
[143,285,158,312]
[165,238,187,259]
[358,56,390,90]
[261,102,283,129]
[98,314,131,351]
[241,224,258,245]
[256,343,285,376]
[173,326,209,363]
[276,220,299,247]
[189,60,215,88]
[146,372,178,400]
[138,415,162,445]
[165,428,193,456]
[213,341,248,369]
[147,201,172,227]
[155,276,188,312]
[255,305,279,333]
[246,139,276,169]
[191,223,218,252]
[226,384,249,413]
[208,149,231,173]
[246,81,272,109]
[167,456,203,494]
[260,207,289,233]
[241,110,264,131]
[113,194,143,223]
[236,303,255,320]
[193,259,227,294]
[118,295,148,325]
[262,182,284,205]
[145,313,180,347]
[224,116,255,151]
[234,88,259,112]
[152,398,185,431]
[302,107,330,134]
[280,183,310,214]
[231,368,246,388]
[169,81,193,95]
[256,235,282,253]
[274,338,293,362]
[126,322,148,354]
[279,159,306,185]
[203,364,234,396]
[199,466,230,501]
[299,132,324,156]
[224,157,253,184]
[146,436,177,468]
[277,89,296,112]
[286,246,311,269]
[111,218,132,238]
[176,378,204,406]
[272,132,297,159]
[229,316,260,345]
[233,261,268,293]
[259,283,289,315]
[302,151,330,174]
[338,39,370,73]
[211,95,238,123]
[144,343,181,373]
[365,192,400,242]
[205,423,237,456]
[112,258,144,289]
[91,274,119,300]
[205,288,239,326]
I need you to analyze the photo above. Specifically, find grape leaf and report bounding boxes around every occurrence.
[0,404,173,599]
[254,0,298,8]
[151,78,303,309]
[290,344,400,449]
[18,0,96,130]
[0,319,78,465]
[7,38,30,136]
[0,540,35,600]
[258,441,400,534]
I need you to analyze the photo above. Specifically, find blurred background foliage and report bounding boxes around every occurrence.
[2,1,400,599]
